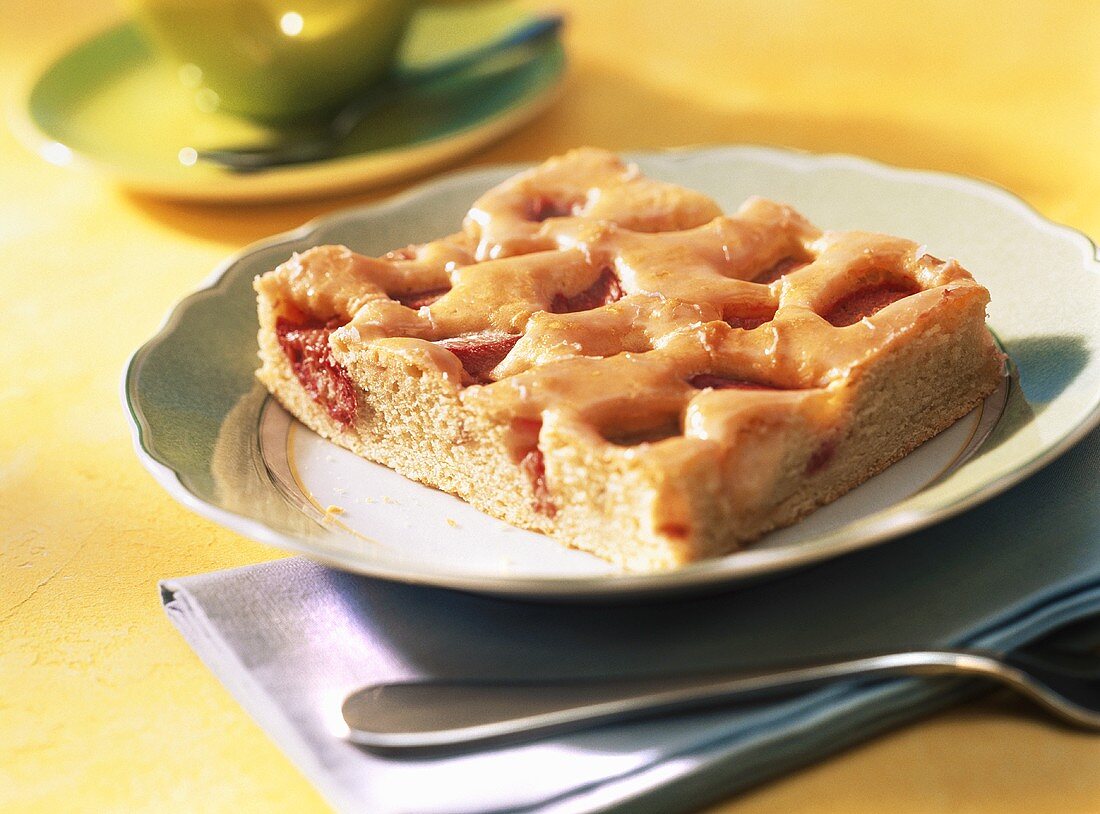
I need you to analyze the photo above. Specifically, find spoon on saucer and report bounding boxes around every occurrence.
[198,14,563,173]
[342,642,1100,753]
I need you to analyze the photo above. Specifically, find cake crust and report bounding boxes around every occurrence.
[254,148,1003,571]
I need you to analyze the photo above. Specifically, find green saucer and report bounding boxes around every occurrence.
[16,5,565,201]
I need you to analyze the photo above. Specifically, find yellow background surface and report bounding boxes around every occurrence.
[3,1,1100,811]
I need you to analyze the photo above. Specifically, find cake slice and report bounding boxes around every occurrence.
[254,148,1004,571]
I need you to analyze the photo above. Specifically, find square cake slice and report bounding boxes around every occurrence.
[254,148,1004,571]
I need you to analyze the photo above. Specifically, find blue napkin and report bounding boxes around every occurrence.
[161,428,1099,814]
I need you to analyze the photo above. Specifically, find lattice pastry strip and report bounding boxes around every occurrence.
[254,148,1003,570]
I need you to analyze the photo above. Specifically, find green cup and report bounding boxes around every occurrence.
[131,0,430,122]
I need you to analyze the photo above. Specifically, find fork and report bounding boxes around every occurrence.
[342,644,1100,753]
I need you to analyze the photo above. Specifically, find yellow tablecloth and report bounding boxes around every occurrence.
[4,1,1100,810]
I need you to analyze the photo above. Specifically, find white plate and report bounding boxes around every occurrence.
[124,147,1100,599]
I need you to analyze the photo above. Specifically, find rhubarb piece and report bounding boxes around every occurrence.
[688,374,781,391]
[436,332,521,383]
[527,195,582,222]
[275,318,357,426]
[550,267,624,313]
[395,287,450,309]
[723,304,777,330]
[806,438,837,475]
[824,280,921,327]
[755,255,810,284]
[518,446,555,515]
[508,418,555,515]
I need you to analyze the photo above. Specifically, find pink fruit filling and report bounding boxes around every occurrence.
[824,281,921,327]
[688,374,782,391]
[526,195,582,221]
[395,287,450,309]
[550,267,624,313]
[436,332,521,383]
[723,306,777,330]
[755,255,810,284]
[276,317,357,427]
[805,438,837,475]
[511,418,555,516]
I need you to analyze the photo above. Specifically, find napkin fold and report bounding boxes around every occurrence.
[162,428,1099,814]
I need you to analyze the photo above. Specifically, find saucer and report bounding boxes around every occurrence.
[14,5,565,201]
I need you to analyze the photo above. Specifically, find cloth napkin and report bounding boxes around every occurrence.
[162,427,1099,814]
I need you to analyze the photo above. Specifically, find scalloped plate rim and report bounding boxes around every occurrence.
[123,145,1100,598]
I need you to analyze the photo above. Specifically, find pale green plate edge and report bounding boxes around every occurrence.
[122,146,1100,599]
[14,19,566,202]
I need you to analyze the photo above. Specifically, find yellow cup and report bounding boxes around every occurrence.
[132,0,424,122]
